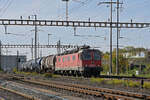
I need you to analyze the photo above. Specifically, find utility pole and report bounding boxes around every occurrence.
[34,15,37,63]
[62,0,69,21]
[48,34,52,45]
[38,42,40,58]
[16,50,19,71]
[31,38,33,60]
[57,40,61,54]
[29,15,39,61]
[0,41,1,70]
[98,0,123,74]
[116,0,120,75]
[110,0,113,74]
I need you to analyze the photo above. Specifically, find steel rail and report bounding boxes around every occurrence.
[37,79,150,100]
[0,86,40,100]
[11,76,150,100]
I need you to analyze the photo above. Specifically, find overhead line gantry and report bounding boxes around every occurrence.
[0,19,149,28]
[1,18,149,70]
[0,44,79,49]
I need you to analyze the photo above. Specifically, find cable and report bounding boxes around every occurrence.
[31,0,50,14]
[59,0,94,19]
[0,0,14,17]
[69,0,94,14]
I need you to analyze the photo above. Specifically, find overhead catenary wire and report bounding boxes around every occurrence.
[0,0,14,17]
[58,0,94,19]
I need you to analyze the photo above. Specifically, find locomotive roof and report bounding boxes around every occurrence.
[57,45,100,56]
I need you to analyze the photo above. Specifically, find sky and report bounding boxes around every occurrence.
[0,0,150,59]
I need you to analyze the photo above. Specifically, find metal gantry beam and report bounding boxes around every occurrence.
[1,44,79,49]
[0,19,149,28]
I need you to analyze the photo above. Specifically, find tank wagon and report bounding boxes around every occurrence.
[20,46,103,77]
[40,55,56,73]
[20,58,43,72]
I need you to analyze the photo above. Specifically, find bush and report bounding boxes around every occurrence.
[128,81,140,87]
[144,82,150,89]
[90,77,105,84]
[31,72,38,76]
[43,73,53,78]
[113,79,124,85]
[13,67,17,73]
[52,74,61,78]
[106,80,114,85]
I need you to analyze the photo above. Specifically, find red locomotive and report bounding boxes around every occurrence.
[55,46,102,77]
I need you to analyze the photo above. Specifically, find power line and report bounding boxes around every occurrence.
[0,0,14,17]
[59,0,94,19]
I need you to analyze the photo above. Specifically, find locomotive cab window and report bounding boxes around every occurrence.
[82,51,92,60]
[94,51,101,60]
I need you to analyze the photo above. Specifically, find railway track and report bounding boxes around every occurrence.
[10,75,150,100]
[99,75,150,80]
[0,85,39,100]
[0,74,86,100]
[54,74,150,82]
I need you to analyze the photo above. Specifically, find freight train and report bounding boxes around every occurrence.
[20,45,103,77]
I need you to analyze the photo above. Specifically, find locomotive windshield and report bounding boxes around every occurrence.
[81,50,101,60]
[93,51,101,60]
[81,51,92,60]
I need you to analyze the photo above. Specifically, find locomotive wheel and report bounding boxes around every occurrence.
[77,71,81,77]
[94,71,100,77]
[73,71,76,77]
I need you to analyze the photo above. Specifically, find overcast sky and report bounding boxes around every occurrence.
[0,0,150,59]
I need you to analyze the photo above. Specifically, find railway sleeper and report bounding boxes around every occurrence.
[0,86,40,100]
[14,76,150,100]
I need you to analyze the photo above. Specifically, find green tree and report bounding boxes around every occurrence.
[112,49,129,74]
[102,53,109,74]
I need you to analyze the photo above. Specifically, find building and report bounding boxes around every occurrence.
[0,55,26,71]
[123,51,145,58]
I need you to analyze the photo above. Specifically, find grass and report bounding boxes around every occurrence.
[128,81,140,87]
[90,77,150,89]
[90,77,105,84]
[13,68,150,89]
[144,82,150,89]
[13,68,59,78]
[43,73,54,78]
[137,74,150,78]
